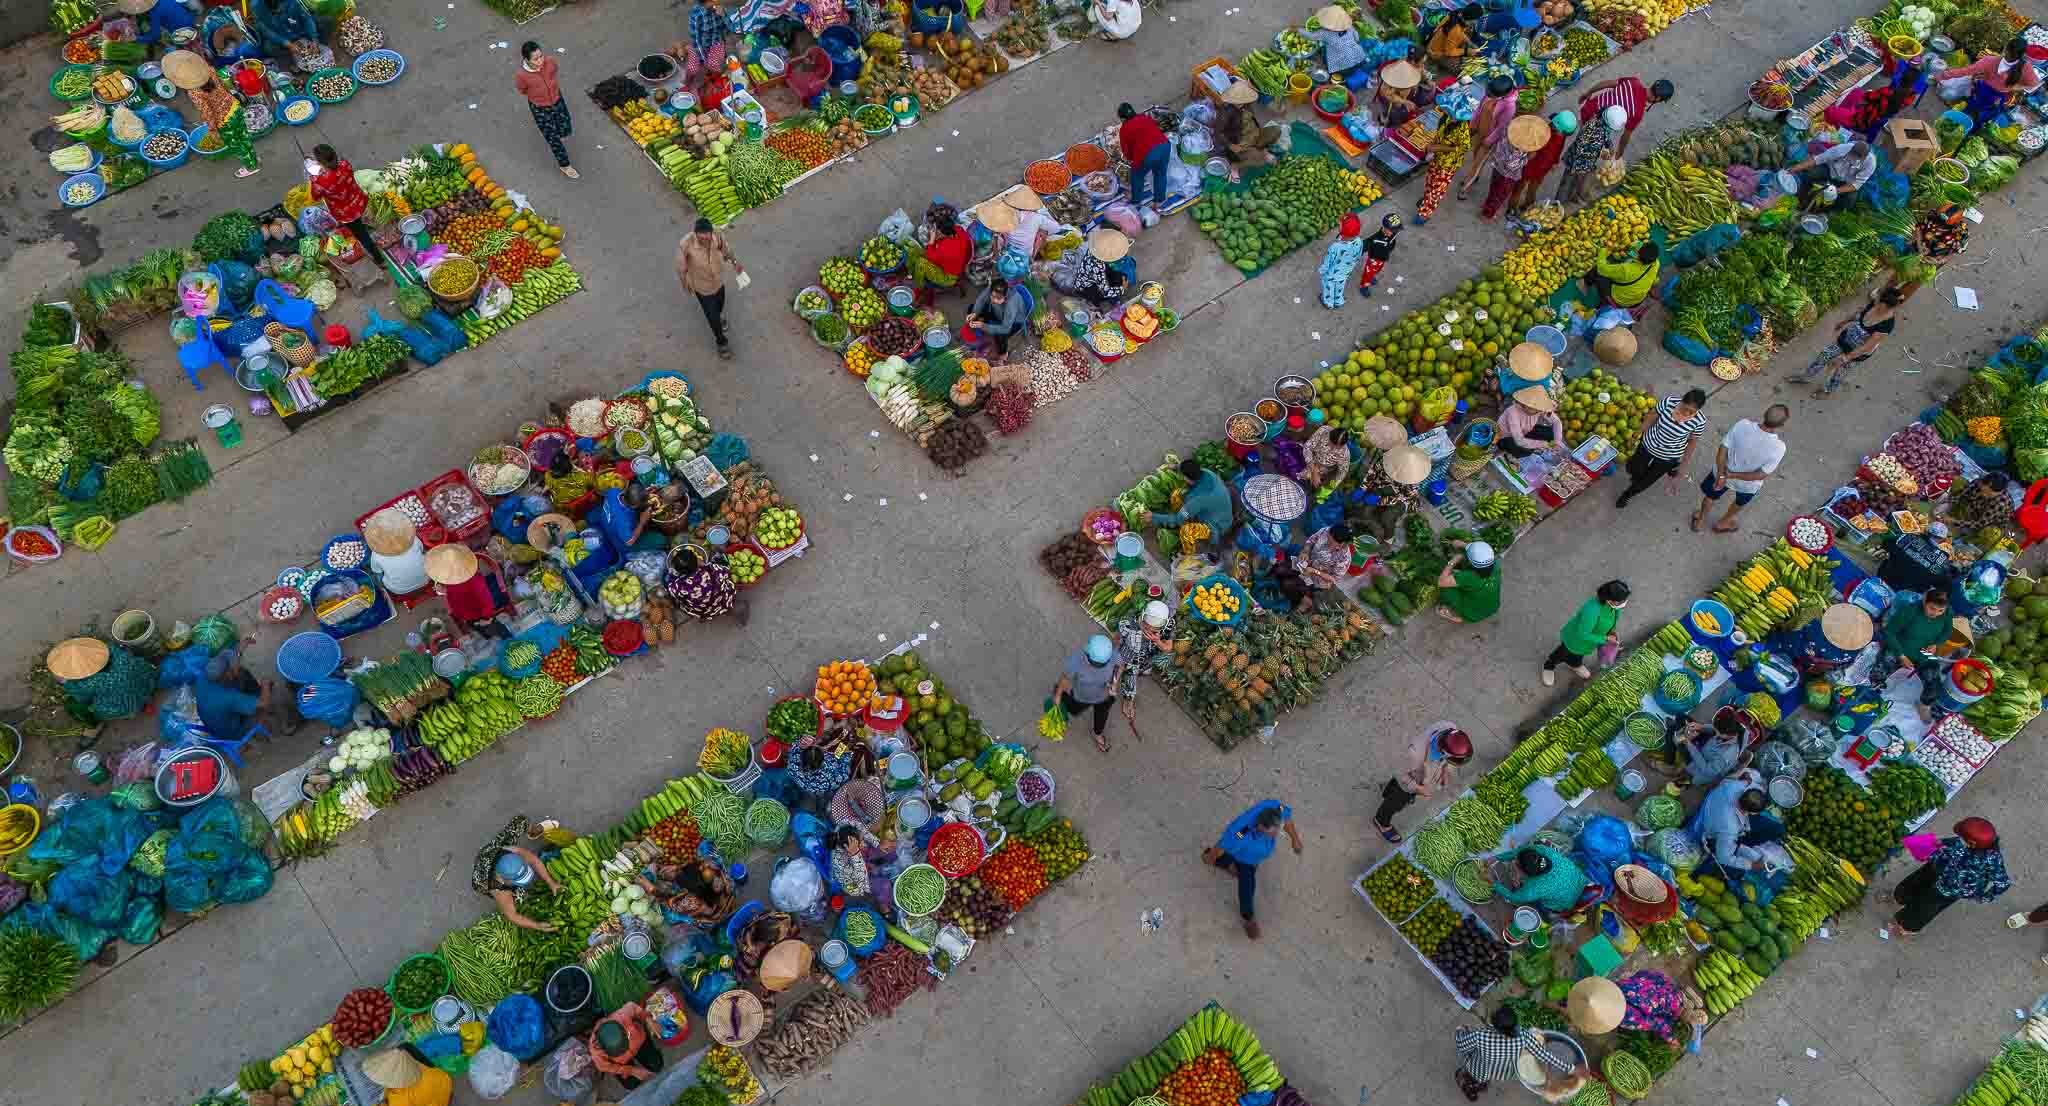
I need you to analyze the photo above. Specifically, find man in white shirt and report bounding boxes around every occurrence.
[1788,140,1876,208]
[1694,404,1788,533]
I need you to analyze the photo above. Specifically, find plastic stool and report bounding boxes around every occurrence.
[254,279,316,330]
[177,337,228,390]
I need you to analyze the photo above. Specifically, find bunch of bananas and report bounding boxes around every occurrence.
[1695,947,1763,1016]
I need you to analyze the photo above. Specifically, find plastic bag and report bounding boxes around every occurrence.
[542,1039,596,1105]
[297,679,359,727]
[1098,203,1143,237]
[111,742,160,785]
[769,855,824,914]
[49,862,133,927]
[1419,386,1457,424]
[107,781,160,812]
[475,276,515,320]
[157,645,212,688]
[877,207,915,244]
[418,307,472,353]
[468,1045,520,1100]
[1165,154,1203,199]
[120,895,161,944]
[8,901,111,961]
[157,685,210,747]
[1574,814,1635,893]
[28,797,159,874]
[486,993,547,1060]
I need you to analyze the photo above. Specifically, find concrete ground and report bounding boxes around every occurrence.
[3,0,2048,1103]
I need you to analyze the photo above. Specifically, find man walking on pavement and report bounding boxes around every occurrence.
[1617,388,1709,510]
[1202,799,1303,939]
[676,217,746,359]
[1694,404,1788,533]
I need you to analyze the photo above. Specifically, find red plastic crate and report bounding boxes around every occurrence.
[417,469,491,545]
[355,489,446,548]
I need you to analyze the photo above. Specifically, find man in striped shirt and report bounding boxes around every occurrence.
[1577,74,1674,157]
[1616,388,1708,510]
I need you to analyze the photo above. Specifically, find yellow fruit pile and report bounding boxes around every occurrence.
[1338,167,1383,208]
[1587,0,1672,35]
[814,659,877,714]
[1558,368,1657,453]
[270,1025,337,1098]
[1499,195,1650,299]
[1189,581,1242,621]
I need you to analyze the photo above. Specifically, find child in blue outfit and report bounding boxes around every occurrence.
[1319,213,1365,308]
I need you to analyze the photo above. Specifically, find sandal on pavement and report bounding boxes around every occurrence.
[1690,509,1705,532]
[1375,822,1401,843]
[1094,732,1110,753]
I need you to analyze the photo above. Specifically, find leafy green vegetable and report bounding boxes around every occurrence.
[4,414,73,482]
[192,211,258,262]
[22,304,74,348]
[100,454,163,518]
[0,928,81,1021]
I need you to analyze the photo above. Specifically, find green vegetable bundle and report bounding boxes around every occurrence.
[1443,798,1506,851]
[22,304,75,348]
[588,947,647,1010]
[1411,819,1466,876]
[0,928,82,1020]
[725,139,806,209]
[1602,1051,1652,1099]
[1191,440,1240,480]
[155,440,213,500]
[100,454,163,518]
[1615,1029,1680,1080]
[192,211,258,262]
[3,414,72,482]
[513,674,565,718]
[439,914,522,1007]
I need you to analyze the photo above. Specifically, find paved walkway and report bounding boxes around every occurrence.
[2,0,2047,1103]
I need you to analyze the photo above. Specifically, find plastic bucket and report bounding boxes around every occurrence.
[111,609,159,654]
[1614,768,1645,800]
[1940,658,1994,711]
[1113,531,1144,573]
[155,746,236,808]
[545,964,593,1015]
[1525,324,1567,358]
[1506,906,1541,941]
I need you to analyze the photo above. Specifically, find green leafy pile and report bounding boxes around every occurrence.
[99,455,163,518]
[1667,233,1794,349]
[0,927,82,1020]
[192,211,258,262]
[22,304,73,348]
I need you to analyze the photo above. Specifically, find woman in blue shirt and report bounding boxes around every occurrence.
[789,744,853,808]
[1200,799,1303,939]
[247,0,320,60]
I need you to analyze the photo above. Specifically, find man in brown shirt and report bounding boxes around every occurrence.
[675,217,745,358]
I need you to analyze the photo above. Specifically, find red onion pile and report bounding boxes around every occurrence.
[984,385,1035,435]
[331,987,393,1047]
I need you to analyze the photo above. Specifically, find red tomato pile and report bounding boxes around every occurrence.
[978,841,1048,909]
[1158,1049,1246,1106]
[330,987,393,1047]
[541,643,579,684]
[648,813,701,860]
[926,827,982,875]
[488,237,553,284]
[7,530,56,557]
[438,212,505,255]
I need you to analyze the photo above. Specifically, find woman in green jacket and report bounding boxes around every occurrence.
[1542,580,1629,686]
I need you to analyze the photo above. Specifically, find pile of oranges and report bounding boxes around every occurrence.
[813,659,877,715]
[1158,1049,1246,1106]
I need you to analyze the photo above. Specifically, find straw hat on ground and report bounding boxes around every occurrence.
[362,1049,424,1090]
[1507,341,1554,383]
[1615,864,1669,904]
[161,50,214,91]
[976,200,1018,235]
[1315,5,1354,31]
[705,988,766,1045]
[47,637,110,681]
[115,0,158,14]
[1221,78,1259,105]
[759,938,815,991]
[1567,976,1626,1035]
[525,513,575,551]
[1510,385,1556,413]
[1820,603,1873,650]
[1380,60,1422,91]
[1087,227,1130,262]
[1000,184,1044,212]
[362,509,417,557]
[424,543,480,587]
[1362,414,1407,450]
[1383,444,1431,485]
[1507,114,1551,153]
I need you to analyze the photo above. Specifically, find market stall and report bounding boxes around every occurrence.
[1070,1004,1302,1106]
[1338,317,2048,1102]
[182,643,1093,1106]
[582,0,1075,227]
[795,172,1188,472]
[43,3,408,207]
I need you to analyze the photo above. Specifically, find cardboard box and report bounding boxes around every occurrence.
[1883,117,1940,175]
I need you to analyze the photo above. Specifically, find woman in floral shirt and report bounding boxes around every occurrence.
[1891,816,2012,937]
[1554,105,1623,207]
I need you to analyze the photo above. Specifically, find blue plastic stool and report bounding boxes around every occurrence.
[177,337,228,390]
[207,720,266,768]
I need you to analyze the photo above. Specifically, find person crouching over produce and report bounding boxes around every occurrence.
[640,853,737,926]
[910,205,971,303]
[473,816,566,931]
[790,742,853,807]
[1374,723,1473,842]
[1358,213,1402,297]
[1052,228,1131,306]
[1217,80,1283,177]
[828,825,870,895]
[1498,387,1564,458]
[164,51,259,179]
[1455,1005,1584,1102]
[666,545,749,625]
[1279,523,1355,610]
[362,1047,454,1106]
[589,1003,664,1090]
[1149,457,1235,557]
[427,544,510,640]
[1493,845,1589,914]
[963,279,1030,358]
[1435,539,1501,624]
[1881,588,1956,721]
[1653,706,1751,785]
[595,482,667,556]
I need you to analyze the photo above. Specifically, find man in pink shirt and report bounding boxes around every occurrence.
[1577,74,1673,156]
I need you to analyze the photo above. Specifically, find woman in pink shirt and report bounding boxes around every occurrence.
[1498,387,1565,457]
[1457,76,1518,199]
[515,41,578,178]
